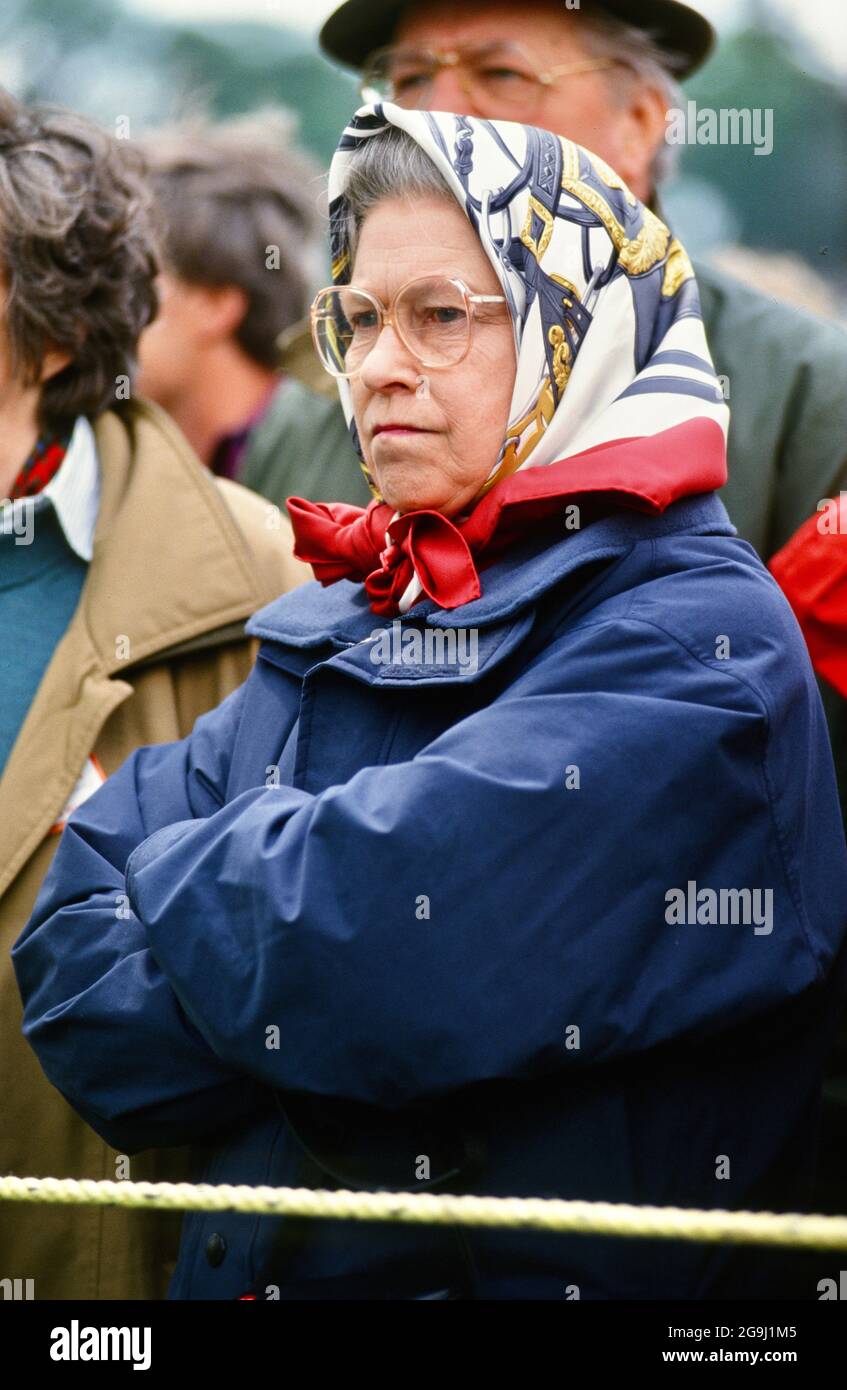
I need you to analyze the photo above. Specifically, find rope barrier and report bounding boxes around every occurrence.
[2,1176,847,1249]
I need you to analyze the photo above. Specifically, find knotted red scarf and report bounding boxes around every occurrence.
[288,418,726,616]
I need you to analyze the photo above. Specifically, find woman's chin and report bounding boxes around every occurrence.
[387,493,444,515]
[373,467,447,516]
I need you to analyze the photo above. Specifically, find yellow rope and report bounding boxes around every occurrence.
[1,1176,846,1249]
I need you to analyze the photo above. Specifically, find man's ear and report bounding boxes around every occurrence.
[194,283,250,343]
[614,81,670,203]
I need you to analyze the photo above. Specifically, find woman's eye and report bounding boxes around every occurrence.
[350,310,378,331]
[427,306,466,325]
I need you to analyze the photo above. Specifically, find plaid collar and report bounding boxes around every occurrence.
[8,428,72,500]
[2,417,100,562]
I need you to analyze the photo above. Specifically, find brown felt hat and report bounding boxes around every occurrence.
[319,0,716,80]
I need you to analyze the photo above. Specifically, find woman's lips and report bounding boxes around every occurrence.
[372,425,428,436]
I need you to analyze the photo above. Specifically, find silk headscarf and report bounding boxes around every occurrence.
[289,102,729,614]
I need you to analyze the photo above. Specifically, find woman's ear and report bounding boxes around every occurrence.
[39,344,74,384]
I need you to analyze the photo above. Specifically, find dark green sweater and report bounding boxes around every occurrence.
[0,504,87,781]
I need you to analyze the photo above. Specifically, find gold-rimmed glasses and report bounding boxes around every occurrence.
[360,41,619,120]
[310,274,508,379]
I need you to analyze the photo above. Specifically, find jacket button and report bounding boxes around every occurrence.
[206,1233,227,1268]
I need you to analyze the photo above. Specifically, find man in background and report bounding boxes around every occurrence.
[276,0,847,564]
[137,111,371,508]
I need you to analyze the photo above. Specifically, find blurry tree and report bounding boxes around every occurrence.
[0,0,357,164]
[680,24,847,276]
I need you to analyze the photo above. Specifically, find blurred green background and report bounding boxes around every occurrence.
[2,0,844,308]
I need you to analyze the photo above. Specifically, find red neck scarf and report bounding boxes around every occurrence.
[8,429,71,500]
[288,418,726,616]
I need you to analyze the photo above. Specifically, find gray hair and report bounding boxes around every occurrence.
[576,4,686,186]
[341,127,455,265]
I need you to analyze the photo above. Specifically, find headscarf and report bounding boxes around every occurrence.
[289,103,728,615]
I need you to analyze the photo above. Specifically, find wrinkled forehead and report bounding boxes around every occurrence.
[348,193,501,298]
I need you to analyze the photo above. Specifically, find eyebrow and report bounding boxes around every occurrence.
[394,40,525,57]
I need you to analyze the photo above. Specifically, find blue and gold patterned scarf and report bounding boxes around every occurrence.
[290,103,728,614]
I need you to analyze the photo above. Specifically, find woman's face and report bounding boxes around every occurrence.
[349,194,516,517]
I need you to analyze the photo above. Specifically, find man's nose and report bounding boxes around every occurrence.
[420,68,483,116]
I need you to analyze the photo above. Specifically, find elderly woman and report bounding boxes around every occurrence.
[14,104,847,1301]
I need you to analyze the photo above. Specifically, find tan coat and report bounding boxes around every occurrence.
[0,401,309,1299]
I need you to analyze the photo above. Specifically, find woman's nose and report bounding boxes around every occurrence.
[358,321,420,392]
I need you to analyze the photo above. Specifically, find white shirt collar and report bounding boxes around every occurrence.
[1,416,101,562]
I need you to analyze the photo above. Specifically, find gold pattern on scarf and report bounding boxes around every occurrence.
[558,136,671,276]
[332,249,350,280]
[548,326,573,392]
[560,137,582,182]
[481,378,557,494]
[661,238,694,298]
[361,459,382,501]
[520,195,555,263]
[480,266,578,493]
[588,153,638,207]
[547,275,580,393]
[550,273,579,300]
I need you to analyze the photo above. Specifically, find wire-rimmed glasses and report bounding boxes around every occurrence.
[310,274,508,379]
[360,41,618,120]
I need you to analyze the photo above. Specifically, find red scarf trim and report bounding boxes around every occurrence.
[289,418,727,616]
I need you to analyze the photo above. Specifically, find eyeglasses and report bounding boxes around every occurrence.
[310,274,507,379]
[360,41,619,120]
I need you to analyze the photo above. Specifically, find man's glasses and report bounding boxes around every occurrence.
[310,274,508,379]
[360,41,618,120]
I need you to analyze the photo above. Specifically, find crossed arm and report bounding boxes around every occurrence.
[14,621,812,1154]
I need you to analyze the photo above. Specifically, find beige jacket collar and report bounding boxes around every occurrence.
[0,402,269,898]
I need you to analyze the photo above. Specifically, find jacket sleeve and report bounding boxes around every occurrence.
[76,617,831,1115]
[13,681,270,1152]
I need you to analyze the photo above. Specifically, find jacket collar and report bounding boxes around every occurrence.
[4,415,102,562]
[84,404,270,675]
[0,401,271,899]
[247,491,736,651]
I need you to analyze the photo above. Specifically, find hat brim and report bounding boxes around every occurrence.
[319,0,715,81]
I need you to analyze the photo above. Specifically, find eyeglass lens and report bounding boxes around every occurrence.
[314,278,472,375]
[367,44,542,111]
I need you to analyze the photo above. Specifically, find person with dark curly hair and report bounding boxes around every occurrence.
[0,88,308,1300]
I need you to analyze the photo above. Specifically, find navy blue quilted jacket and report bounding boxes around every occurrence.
[14,493,847,1299]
